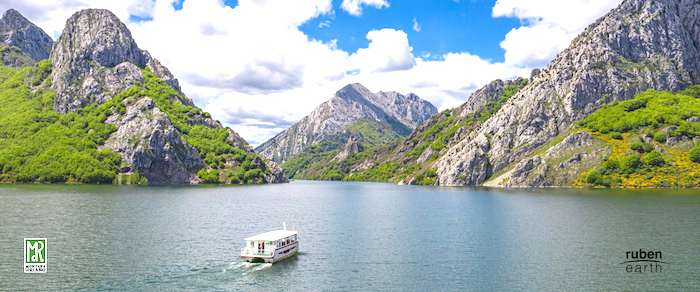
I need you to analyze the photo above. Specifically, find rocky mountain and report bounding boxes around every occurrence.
[435,0,700,186]
[0,9,54,68]
[0,8,285,185]
[49,9,193,114]
[255,83,437,163]
[308,0,700,187]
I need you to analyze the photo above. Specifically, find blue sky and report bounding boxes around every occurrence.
[299,0,522,63]
[1,0,621,146]
[172,0,521,62]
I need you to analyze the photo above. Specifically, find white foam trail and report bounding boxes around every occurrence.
[254,263,272,271]
[230,262,252,269]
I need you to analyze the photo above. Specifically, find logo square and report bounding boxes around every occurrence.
[24,238,47,273]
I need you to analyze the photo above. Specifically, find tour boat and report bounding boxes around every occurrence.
[240,222,299,263]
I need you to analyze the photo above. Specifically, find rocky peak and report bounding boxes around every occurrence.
[335,83,375,103]
[255,83,437,163]
[53,9,145,68]
[1,9,31,31]
[49,8,194,113]
[0,8,54,62]
[372,90,437,128]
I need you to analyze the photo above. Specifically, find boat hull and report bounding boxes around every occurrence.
[241,241,299,264]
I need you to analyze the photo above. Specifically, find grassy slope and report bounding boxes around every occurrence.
[572,87,700,187]
[346,119,409,147]
[0,62,121,183]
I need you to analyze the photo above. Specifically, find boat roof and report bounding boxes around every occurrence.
[245,230,298,241]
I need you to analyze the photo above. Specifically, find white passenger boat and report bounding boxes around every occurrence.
[240,222,299,263]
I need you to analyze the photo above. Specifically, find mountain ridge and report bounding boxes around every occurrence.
[255,82,437,164]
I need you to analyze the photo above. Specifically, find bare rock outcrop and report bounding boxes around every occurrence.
[0,9,53,64]
[103,97,205,184]
[504,131,610,187]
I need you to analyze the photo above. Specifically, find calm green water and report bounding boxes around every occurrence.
[1,181,699,291]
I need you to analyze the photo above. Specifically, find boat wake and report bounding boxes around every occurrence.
[223,261,272,273]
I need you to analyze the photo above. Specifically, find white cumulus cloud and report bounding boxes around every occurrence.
[347,29,416,73]
[340,0,389,16]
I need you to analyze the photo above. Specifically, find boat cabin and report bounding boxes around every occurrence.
[241,229,299,260]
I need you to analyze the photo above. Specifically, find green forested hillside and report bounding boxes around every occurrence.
[346,119,410,147]
[0,61,273,184]
[575,87,700,187]
[0,62,121,183]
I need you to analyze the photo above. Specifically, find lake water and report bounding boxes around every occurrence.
[1,181,699,291]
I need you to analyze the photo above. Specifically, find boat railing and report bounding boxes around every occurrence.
[241,247,275,256]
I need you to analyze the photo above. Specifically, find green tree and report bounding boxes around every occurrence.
[630,141,645,152]
[643,151,665,167]
[653,132,667,143]
[690,143,700,163]
[619,154,641,174]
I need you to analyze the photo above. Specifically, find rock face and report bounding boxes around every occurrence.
[333,137,365,161]
[38,8,285,184]
[0,44,34,68]
[456,78,525,116]
[369,91,437,128]
[435,0,700,186]
[49,9,193,114]
[103,97,205,184]
[0,9,53,64]
[255,83,437,163]
[503,131,611,187]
